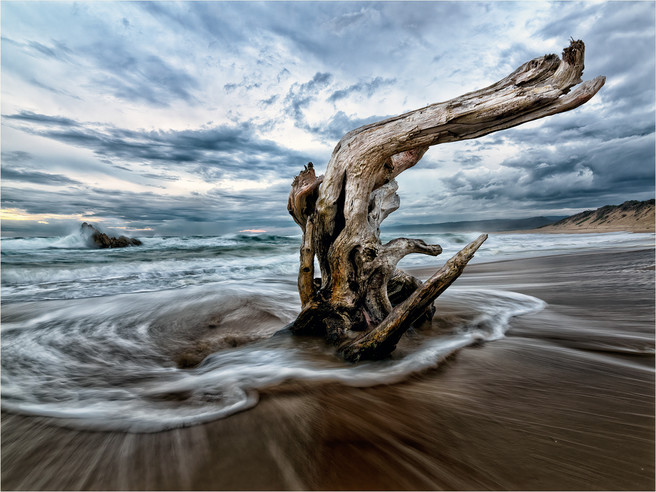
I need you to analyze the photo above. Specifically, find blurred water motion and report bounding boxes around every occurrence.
[2,245,654,489]
[2,279,544,432]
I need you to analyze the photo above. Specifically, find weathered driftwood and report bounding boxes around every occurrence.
[287,40,605,361]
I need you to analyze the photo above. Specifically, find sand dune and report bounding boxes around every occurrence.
[532,199,654,233]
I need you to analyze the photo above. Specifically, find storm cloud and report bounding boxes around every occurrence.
[4,111,309,176]
[1,167,83,186]
[1,1,654,236]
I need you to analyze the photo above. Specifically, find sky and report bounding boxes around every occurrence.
[1,1,654,237]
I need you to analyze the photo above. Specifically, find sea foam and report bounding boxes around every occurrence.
[1,282,544,432]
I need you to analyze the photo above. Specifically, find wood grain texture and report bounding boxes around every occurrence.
[287,40,604,360]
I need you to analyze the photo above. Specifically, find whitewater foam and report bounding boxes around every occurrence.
[2,230,652,432]
[3,231,653,303]
[1,285,545,432]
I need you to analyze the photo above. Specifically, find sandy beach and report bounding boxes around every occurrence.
[2,247,654,490]
[2,1,654,490]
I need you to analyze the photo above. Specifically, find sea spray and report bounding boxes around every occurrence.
[2,230,652,431]
[1,281,545,432]
[1,234,301,302]
[2,231,654,302]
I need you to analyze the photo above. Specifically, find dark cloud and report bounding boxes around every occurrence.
[440,131,654,209]
[27,77,82,100]
[1,176,297,236]
[1,150,33,163]
[502,107,655,152]
[139,1,252,54]
[304,72,333,88]
[4,27,198,107]
[139,172,179,182]
[29,33,196,108]
[4,111,312,178]
[5,110,79,127]
[498,43,544,73]
[1,167,82,186]
[224,78,262,93]
[536,2,655,118]
[0,37,80,98]
[1,1,654,235]
[277,68,290,83]
[328,76,396,103]
[28,41,58,58]
[411,0,655,219]
[284,72,333,122]
[538,2,654,43]
[319,111,391,141]
[279,72,397,142]
[86,46,199,106]
[451,150,483,169]
[243,2,475,71]
[2,36,74,62]
[260,95,278,106]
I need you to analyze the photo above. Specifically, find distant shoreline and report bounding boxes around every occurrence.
[527,199,655,234]
[500,225,655,234]
[386,199,655,236]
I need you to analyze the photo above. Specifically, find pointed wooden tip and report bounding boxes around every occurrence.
[562,39,585,66]
[465,233,488,254]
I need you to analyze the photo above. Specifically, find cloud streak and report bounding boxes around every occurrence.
[1,1,653,236]
[4,111,309,178]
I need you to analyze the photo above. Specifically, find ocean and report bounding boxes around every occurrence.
[1,229,654,433]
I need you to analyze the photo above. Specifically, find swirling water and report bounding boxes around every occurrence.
[1,230,653,432]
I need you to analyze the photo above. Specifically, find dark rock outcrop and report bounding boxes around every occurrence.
[81,222,142,249]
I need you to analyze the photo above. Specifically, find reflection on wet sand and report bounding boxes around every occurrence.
[2,249,654,490]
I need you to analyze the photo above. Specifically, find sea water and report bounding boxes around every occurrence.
[1,230,653,431]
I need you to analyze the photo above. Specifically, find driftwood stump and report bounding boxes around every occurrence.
[287,40,605,361]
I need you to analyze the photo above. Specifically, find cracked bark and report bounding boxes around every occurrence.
[286,40,604,361]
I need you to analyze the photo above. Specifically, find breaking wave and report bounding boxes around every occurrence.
[3,229,652,432]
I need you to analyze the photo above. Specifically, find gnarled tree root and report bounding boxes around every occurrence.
[285,40,603,362]
[340,234,487,361]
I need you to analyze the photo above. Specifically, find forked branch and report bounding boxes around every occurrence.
[340,234,488,361]
[287,40,604,361]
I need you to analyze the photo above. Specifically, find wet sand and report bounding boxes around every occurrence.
[2,248,654,490]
